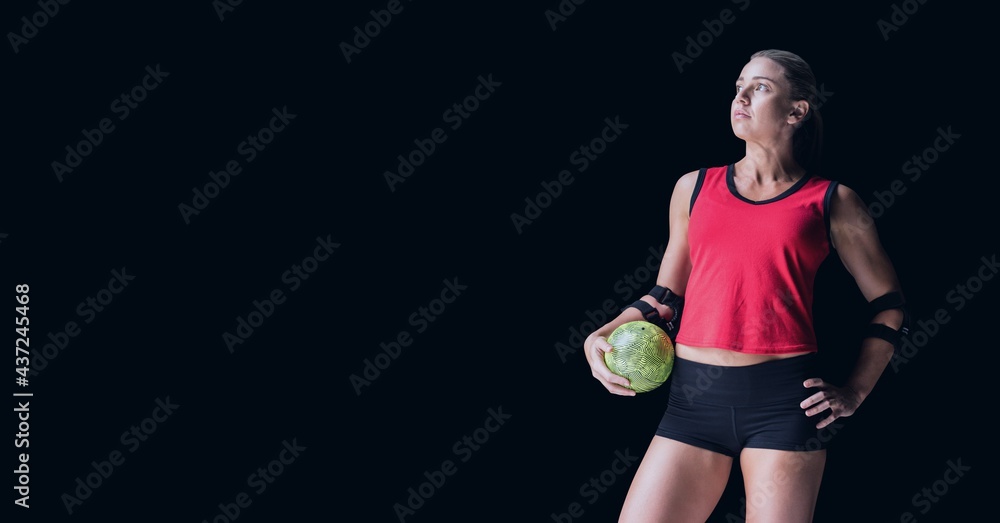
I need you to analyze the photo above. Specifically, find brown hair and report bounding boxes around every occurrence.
[750,49,823,175]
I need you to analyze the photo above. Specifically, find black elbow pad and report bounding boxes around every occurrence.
[862,291,910,351]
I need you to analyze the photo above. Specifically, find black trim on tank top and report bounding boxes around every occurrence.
[726,163,812,205]
[689,168,707,216]
[823,180,840,250]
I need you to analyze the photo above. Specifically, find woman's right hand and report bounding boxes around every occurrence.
[585,335,636,397]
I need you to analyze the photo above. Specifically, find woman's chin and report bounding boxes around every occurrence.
[730,126,751,140]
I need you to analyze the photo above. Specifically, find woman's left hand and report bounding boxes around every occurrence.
[801,378,862,430]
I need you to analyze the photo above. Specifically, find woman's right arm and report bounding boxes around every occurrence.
[584,170,698,396]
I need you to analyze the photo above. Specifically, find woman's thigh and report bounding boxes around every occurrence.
[619,436,734,523]
[739,447,826,523]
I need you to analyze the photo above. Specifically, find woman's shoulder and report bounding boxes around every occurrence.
[675,169,702,188]
[817,177,859,202]
[675,164,726,187]
[824,181,871,232]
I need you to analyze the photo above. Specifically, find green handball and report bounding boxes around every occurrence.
[604,321,675,393]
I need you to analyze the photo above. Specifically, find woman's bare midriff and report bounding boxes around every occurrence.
[675,343,814,366]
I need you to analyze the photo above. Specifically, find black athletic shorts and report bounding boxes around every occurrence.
[655,353,829,457]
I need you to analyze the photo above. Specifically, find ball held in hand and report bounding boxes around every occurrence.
[604,321,675,393]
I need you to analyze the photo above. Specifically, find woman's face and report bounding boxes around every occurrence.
[731,57,806,143]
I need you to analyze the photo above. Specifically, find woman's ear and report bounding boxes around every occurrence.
[788,100,810,125]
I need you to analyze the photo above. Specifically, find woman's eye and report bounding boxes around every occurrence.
[756,84,768,91]
[735,85,742,92]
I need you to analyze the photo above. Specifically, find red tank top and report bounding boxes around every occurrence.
[674,164,838,354]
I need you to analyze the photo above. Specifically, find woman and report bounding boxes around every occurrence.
[584,49,908,522]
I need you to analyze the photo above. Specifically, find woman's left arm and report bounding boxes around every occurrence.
[801,184,906,429]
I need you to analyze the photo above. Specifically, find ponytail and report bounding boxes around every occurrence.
[794,104,823,176]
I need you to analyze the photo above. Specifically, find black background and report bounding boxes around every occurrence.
[3,0,994,521]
